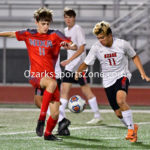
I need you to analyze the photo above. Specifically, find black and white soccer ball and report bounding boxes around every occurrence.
[68,95,86,113]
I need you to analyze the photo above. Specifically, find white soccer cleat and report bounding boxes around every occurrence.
[86,117,103,125]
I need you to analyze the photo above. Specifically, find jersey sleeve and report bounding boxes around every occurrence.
[123,40,136,58]
[76,26,86,47]
[84,45,97,65]
[55,30,71,43]
[15,30,27,41]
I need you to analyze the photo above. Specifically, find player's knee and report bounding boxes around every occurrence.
[116,91,126,105]
[47,79,57,91]
[50,79,57,88]
[87,95,95,100]
[117,99,125,107]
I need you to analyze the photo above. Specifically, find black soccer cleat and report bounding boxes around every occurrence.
[36,120,45,137]
[44,134,62,141]
[58,127,70,136]
[58,118,71,133]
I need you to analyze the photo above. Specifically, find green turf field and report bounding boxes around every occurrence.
[0,107,150,150]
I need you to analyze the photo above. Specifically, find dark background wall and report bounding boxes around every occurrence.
[0,48,150,86]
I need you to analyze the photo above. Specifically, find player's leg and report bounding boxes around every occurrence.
[36,77,57,137]
[59,82,72,122]
[79,72,102,124]
[34,88,50,115]
[105,77,131,125]
[57,82,71,135]
[57,70,75,135]
[105,84,129,127]
[105,77,138,142]
[44,94,62,141]
[114,108,127,127]
[107,77,138,142]
[34,94,42,108]
[80,84,102,124]
[116,90,138,142]
[34,78,61,116]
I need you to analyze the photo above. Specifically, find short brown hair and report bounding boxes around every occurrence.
[64,7,76,17]
[93,21,112,36]
[34,7,53,22]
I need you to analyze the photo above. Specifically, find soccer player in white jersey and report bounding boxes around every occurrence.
[75,21,150,142]
[57,7,102,136]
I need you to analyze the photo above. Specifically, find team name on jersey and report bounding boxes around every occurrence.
[29,39,53,48]
[104,52,117,58]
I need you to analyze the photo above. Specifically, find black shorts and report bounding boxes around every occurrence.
[35,78,61,96]
[104,77,129,111]
[62,70,90,86]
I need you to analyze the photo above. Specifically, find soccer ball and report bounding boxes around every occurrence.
[68,95,86,113]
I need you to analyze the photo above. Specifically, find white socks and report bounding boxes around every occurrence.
[119,118,128,127]
[46,106,50,116]
[58,98,68,122]
[88,97,100,118]
[122,110,134,129]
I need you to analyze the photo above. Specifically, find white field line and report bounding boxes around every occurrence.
[0,136,120,140]
[0,109,150,137]
[0,108,150,113]
[0,126,106,136]
[1,122,150,136]
[0,131,35,136]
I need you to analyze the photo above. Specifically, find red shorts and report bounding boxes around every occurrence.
[29,77,60,102]
[29,77,41,88]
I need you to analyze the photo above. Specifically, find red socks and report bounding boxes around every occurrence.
[44,116,58,136]
[39,90,53,121]
[38,89,58,136]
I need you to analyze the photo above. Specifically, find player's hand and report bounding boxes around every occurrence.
[60,60,70,67]
[141,74,150,82]
[60,41,70,49]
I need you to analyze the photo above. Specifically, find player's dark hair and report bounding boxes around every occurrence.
[96,23,112,35]
[106,28,112,35]
[64,7,76,17]
[34,7,53,22]
[93,21,112,36]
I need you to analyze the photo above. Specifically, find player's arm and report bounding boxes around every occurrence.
[61,44,85,67]
[132,55,150,81]
[75,62,88,81]
[60,41,77,50]
[75,44,96,80]
[0,31,16,38]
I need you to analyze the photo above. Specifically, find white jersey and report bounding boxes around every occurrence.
[64,24,86,72]
[55,54,61,79]
[84,38,136,88]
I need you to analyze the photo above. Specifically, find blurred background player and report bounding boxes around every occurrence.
[75,21,150,143]
[57,7,103,136]
[0,7,77,141]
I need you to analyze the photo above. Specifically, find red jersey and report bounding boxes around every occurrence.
[15,29,70,78]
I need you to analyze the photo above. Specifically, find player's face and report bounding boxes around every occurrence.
[64,15,75,29]
[97,33,112,47]
[36,20,50,34]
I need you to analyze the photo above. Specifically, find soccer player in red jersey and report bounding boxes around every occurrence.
[0,7,77,141]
